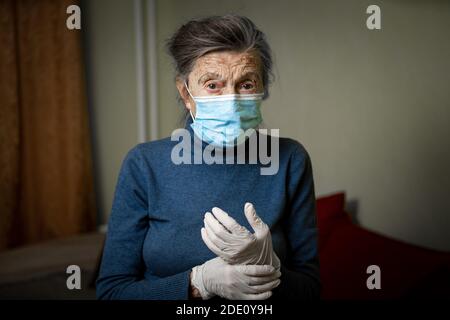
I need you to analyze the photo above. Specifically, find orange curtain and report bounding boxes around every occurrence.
[0,0,96,250]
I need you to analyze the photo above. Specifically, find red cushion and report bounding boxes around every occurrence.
[316,192,350,250]
[316,192,346,220]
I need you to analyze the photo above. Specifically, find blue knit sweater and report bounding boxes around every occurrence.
[96,120,320,300]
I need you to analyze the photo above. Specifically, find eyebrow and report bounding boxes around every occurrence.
[197,71,261,84]
[236,71,261,83]
[197,72,222,85]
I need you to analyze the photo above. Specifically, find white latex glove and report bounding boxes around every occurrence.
[190,257,281,300]
[201,203,281,271]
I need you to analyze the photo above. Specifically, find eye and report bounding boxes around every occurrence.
[239,81,256,92]
[204,81,223,93]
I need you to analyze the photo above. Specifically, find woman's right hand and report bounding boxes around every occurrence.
[201,203,281,271]
[190,257,281,300]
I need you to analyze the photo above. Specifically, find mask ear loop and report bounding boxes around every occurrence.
[184,81,196,121]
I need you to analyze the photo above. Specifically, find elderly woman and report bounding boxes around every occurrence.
[96,15,320,300]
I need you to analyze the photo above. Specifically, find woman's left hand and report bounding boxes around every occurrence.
[201,203,281,271]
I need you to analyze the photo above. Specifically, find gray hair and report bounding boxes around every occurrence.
[166,14,274,101]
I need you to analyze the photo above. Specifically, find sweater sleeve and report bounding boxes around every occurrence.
[96,146,191,300]
[273,142,321,300]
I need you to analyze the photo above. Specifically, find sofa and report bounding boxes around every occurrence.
[317,192,450,299]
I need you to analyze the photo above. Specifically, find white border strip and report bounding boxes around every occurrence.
[134,0,148,143]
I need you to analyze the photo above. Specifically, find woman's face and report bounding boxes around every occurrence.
[177,50,264,115]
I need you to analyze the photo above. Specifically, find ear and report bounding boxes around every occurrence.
[176,77,193,111]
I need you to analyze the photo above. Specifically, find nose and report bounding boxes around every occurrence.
[222,84,238,95]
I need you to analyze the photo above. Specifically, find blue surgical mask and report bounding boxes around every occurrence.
[185,82,263,147]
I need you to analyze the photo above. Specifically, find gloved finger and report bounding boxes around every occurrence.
[244,202,269,237]
[203,222,229,250]
[238,291,273,300]
[243,279,281,294]
[201,227,231,259]
[204,212,235,242]
[247,273,281,285]
[211,207,251,236]
[237,264,278,277]
[205,213,252,245]
[203,222,248,262]
[245,271,281,288]
[204,213,237,246]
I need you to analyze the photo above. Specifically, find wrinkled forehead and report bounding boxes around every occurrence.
[189,50,262,82]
